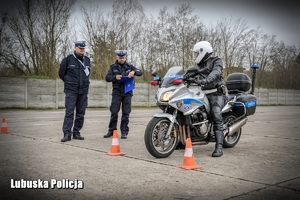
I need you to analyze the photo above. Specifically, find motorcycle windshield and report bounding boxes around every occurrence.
[161,66,184,87]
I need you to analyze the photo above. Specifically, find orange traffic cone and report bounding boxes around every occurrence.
[177,138,202,170]
[1,118,10,134]
[106,130,125,156]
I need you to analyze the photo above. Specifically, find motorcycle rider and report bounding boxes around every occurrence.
[187,41,226,157]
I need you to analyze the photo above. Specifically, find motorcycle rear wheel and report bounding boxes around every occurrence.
[144,117,179,158]
[222,112,242,148]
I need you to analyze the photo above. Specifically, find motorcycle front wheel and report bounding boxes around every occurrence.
[144,117,179,158]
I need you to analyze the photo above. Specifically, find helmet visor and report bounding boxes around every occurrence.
[193,51,199,60]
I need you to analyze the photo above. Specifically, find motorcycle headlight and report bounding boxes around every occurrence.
[160,91,173,102]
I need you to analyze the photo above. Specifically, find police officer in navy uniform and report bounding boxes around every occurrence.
[104,50,143,139]
[59,41,91,142]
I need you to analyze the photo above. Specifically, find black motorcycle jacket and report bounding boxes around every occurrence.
[197,56,224,90]
[106,61,143,94]
[59,52,91,95]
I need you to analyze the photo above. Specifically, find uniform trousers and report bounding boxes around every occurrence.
[108,92,132,135]
[62,93,88,137]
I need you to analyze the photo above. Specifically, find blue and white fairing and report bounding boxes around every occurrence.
[160,66,184,88]
[157,66,210,115]
[168,85,210,115]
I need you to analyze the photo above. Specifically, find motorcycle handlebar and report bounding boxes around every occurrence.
[182,72,196,81]
[182,77,199,87]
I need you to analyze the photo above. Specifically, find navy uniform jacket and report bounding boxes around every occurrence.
[106,61,143,94]
[59,53,91,95]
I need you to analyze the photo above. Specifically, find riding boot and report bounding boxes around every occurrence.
[206,132,215,142]
[212,131,224,157]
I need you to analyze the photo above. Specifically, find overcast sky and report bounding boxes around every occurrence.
[74,0,300,46]
[1,0,299,46]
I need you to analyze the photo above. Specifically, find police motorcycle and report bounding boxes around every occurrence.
[144,64,259,158]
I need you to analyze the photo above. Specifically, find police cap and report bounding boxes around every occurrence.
[75,41,86,48]
[115,50,127,58]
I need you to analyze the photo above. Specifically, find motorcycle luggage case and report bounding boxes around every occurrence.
[226,73,251,92]
[233,94,257,116]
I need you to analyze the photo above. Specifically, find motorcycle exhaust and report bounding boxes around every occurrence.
[227,118,248,136]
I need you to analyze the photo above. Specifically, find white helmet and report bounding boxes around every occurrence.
[192,41,213,64]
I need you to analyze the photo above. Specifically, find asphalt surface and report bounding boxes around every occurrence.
[0,106,299,200]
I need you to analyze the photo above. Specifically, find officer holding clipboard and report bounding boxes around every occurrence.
[104,50,143,139]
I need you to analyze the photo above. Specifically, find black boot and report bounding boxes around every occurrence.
[212,131,223,157]
[103,132,113,138]
[73,134,84,140]
[61,135,71,142]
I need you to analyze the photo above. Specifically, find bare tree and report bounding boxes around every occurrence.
[0,11,16,76]
[80,5,116,80]
[151,6,174,72]
[136,16,157,80]
[171,4,204,70]
[111,0,145,51]
[245,28,287,87]
[144,4,204,75]
[80,0,145,80]
[270,45,300,89]
[4,0,75,77]
[291,52,300,89]
[1,0,299,91]
[213,17,253,77]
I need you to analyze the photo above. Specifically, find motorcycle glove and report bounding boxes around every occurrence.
[183,73,194,81]
[197,79,207,86]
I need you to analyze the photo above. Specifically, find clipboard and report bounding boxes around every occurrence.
[119,76,131,82]
[124,77,135,93]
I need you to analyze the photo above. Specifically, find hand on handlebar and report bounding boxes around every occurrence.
[196,79,207,87]
[183,72,195,81]
[183,74,190,81]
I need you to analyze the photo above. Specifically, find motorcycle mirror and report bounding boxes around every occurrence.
[151,71,158,77]
[151,80,159,86]
[172,79,182,85]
